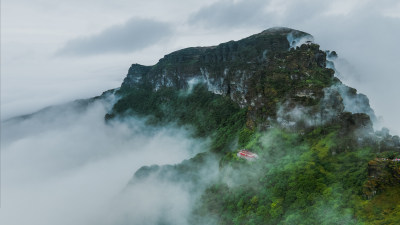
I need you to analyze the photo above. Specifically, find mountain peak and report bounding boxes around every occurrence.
[114,27,374,131]
[121,27,315,92]
[258,26,309,36]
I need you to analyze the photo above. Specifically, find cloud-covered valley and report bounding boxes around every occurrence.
[1,96,211,225]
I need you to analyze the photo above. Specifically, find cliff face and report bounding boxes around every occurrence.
[117,27,369,129]
[121,27,307,91]
[120,28,315,96]
[364,159,400,199]
[108,27,394,147]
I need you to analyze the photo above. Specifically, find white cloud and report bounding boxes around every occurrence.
[0,98,210,225]
[56,18,173,56]
[189,0,268,29]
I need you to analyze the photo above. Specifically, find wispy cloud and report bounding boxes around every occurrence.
[188,0,332,29]
[189,0,269,28]
[56,18,173,56]
[0,97,209,225]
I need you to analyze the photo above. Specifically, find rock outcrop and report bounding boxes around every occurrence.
[117,27,348,128]
[364,159,400,199]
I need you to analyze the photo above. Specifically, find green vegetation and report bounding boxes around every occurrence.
[196,126,383,225]
[109,59,400,225]
[110,79,399,223]
[107,84,247,153]
[359,187,400,224]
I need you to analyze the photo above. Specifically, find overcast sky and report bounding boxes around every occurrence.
[2,0,400,134]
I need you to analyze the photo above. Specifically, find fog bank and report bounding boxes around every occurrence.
[0,97,209,225]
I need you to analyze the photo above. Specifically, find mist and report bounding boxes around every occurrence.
[0,96,212,225]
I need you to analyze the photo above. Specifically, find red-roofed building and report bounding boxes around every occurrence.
[237,149,258,160]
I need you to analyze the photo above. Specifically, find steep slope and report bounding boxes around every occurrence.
[105,27,400,224]
[106,27,380,151]
[114,27,334,129]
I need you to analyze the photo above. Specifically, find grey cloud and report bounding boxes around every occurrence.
[188,0,329,29]
[189,0,269,28]
[277,0,330,25]
[57,18,173,56]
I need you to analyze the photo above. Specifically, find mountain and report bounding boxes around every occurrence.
[101,27,400,224]
[109,27,378,129]
[12,27,400,224]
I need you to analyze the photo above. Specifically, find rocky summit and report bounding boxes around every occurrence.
[102,27,400,224]
[110,27,376,131]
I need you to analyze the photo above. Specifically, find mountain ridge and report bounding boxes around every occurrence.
[109,27,379,133]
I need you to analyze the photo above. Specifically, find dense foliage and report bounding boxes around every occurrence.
[107,84,247,153]
[197,127,379,225]
[107,81,400,224]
